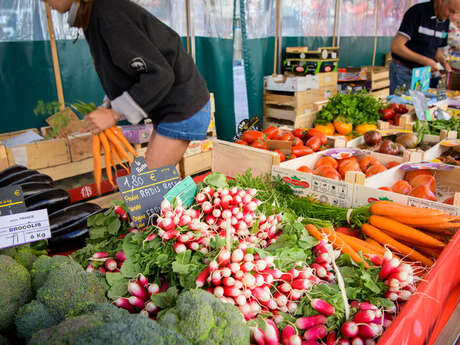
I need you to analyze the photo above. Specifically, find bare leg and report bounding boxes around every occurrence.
[144,131,189,169]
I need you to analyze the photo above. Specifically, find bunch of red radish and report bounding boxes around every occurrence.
[379,251,417,304]
[146,186,283,255]
[85,251,127,274]
[112,273,168,318]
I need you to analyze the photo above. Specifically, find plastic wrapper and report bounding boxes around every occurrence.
[376,229,460,345]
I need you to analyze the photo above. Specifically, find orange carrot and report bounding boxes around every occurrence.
[418,223,460,230]
[305,224,369,268]
[413,245,442,259]
[110,141,130,173]
[99,132,114,187]
[336,232,384,257]
[361,223,434,266]
[370,201,444,218]
[110,126,139,157]
[105,128,133,164]
[365,238,386,252]
[390,215,453,226]
[369,215,446,249]
[92,134,102,195]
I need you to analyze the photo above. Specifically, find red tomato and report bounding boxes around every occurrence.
[410,175,436,193]
[296,165,313,173]
[235,139,248,145]
[404,169,433,184]
[273,149,286,162]
[386,161,400,169]
[292,128,307,139]
[381,108,395,120]
[338,160,361,179]
[251,139,267,150]
[280,132,295,141]
[314,156,338,169]
[365,164,387,177]
[292,137,304,147]
[314,166,342,180]
[359,156,378,172]
[242,130,264,144]
[307,128,328,145]
[306,136,322,152]
[391,180,412,195]
[409,184,437,201]
[263,126,279,139]
[292,146,314,157]
[398,104,409,114]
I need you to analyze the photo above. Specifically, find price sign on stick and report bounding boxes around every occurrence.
[0,186,27,216]
[0,209,51,250]
[116,157,181,228]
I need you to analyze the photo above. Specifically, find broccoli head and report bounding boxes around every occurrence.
[35,267,107,321]
[15,300,58,341]
[1,245,38,270]
[30,255,83,293]
[157,289,250,345]
[0,255,32,333]
[29,304,191,345]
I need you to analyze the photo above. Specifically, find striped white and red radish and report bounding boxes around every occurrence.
[303,325,328,341]
[222,209,232,219]
[196,267,210,288]
[287,302,298,314]
[364,339,376,345]
[278,282,292,294]
[135,274,149,288]
[275,293,288,307]
[253,286,271,302]
[113,297,135,312]
[379,258,400,280]
[115,251,126,262]
[86,264,94,273]
[241,261,255,272]
[147,283,160,296]
[302,341,320,345]
[249,300,262,314]
[281,325,296,345]
[231,249,244,263]
[201,201,213,214]
[221,267,232,278]
[262,319,280,345]
[295,314,327,330]
[234,270,245,280]
[218,249,231,266]
[235,294,247,306]
[358,302,378,311]
[214,286,224,298]
[211,270,222,285]
[195,192,207,204]
[224,286,241,297]
[255,274,265,287]
[242,272,256,289]
[145,301,159,314]
[173,242,187,254]
[351,338,364,345]
[91,252,109,259]
[385,291,398,301]
[358,323,382,339]
[98,267,106,274]
[290,289,303,301]
[398,290,412,301]
[128,281,147,300]
[341,321,359,338]
[234,280,243,290]
[128,296,146,309]
[369,255,383,266]
[337,339,351,345]
[205,215,217,226]
[310,263,327,278]
[251,327,266,345]
[288,334,302,345]
[229,262,241,274]
[178,214,192,227]
[311,298,335,316]
[223,277,235,287]
[353,310,376,323]
[187,241,200,251]
[239,303,251,315]
[291,279,310,290]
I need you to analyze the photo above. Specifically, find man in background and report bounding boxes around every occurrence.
[390,0,460,94]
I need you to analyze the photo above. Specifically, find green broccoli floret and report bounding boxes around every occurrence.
[0,255,32,333]
[15,300,58,341]
[29,304,191,345]
[30,255,83,293]
[1,244,43,270]
[157,289,250,345]
[35,267,107,321]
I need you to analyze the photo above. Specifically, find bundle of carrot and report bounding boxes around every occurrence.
[92,126,138,195]
[358,201,458,267]
[306,201,457,269]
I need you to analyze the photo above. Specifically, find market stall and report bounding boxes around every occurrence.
[1,0,460,344]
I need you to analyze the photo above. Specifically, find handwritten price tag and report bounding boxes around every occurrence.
[0,209,51,250]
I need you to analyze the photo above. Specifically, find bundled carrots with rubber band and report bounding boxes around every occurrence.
[92,126,139,195]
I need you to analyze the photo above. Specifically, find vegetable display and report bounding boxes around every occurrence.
[0,169,457,344]
[315,92,383,137]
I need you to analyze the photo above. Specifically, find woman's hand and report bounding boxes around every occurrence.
[85,107,120,134]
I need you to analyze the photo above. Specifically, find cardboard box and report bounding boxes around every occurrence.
[121,124,153,144]
[6,138,70,169]
[318,72,338,88]
[353,163,460,215]
[183,137,215,158]
[264,75,319,92]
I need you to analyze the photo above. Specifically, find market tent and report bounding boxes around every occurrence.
[0,0,236,140]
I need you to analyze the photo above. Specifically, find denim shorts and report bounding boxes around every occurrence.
[156,101,211,141]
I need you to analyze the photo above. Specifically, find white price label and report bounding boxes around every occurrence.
[0,209,51,250]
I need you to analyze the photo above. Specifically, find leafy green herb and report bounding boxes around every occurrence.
[203,172,228,189]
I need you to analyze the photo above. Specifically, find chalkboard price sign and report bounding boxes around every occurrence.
[116,158,180,228]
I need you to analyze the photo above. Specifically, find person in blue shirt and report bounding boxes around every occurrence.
[390,0,460,94]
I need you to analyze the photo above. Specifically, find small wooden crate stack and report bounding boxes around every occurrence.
[263,72,337,130]
[368,67,390,99]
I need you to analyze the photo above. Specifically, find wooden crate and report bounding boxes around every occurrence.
[6,138,70,170]
[67,132,93,162]
[179,151,212,178]
[367,66,390,97]
[318,72,338,88]
[263,112,317,130]
[212,140,280,178]
[0,128,40,142]
[0,145,8,171]
[377,113,415,131]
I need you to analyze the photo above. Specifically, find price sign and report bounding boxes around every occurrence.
[0,209,51,250]
[164,176,197,208]
[0,185,26,216]
[116,157,181,228]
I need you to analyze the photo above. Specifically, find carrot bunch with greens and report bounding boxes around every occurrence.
[92,126,139,195]
[355,201,457,267]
